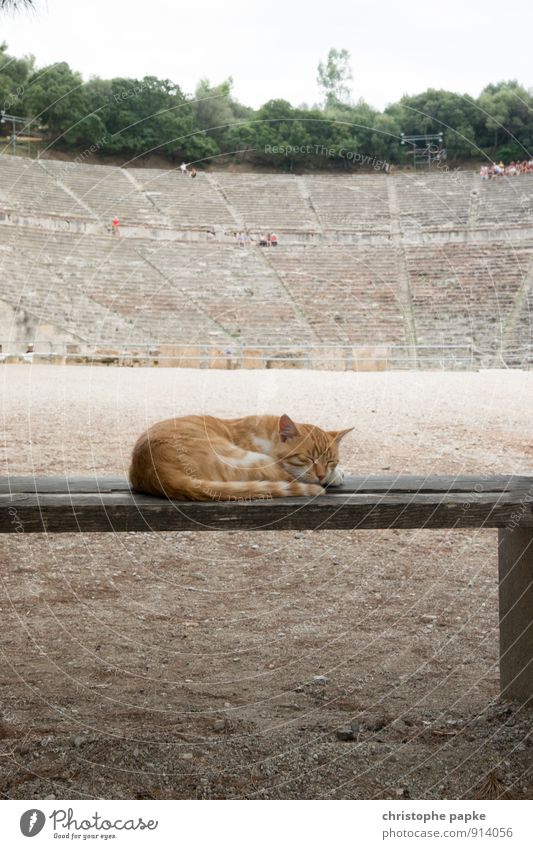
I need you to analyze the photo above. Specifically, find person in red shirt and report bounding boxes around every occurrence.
[270,232,278,246]
[112,217,120,235]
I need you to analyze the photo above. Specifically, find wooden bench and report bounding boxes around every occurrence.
[2,474,532,703]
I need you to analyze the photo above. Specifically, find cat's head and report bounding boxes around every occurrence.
[275,414,352,486]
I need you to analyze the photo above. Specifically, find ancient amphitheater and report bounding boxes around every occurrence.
[1,154,532,368]
[2,154,533,801]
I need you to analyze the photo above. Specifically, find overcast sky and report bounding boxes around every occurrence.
[1,0,531,109]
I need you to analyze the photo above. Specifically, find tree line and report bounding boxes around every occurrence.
[1,42,532,169]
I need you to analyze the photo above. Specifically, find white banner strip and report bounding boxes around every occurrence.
[2,799,531,848]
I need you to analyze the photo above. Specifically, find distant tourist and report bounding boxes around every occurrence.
[180,162,189,175]
[112,217,120,235]
[190,167,197,178]
[23,343,34,361]
[270,232,278,246]
[259,234,268,247]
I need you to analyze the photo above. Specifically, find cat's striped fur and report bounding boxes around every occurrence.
[129,413,352,502]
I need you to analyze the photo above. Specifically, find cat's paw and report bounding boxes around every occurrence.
[325,466,345,487]
[301,483,325,497]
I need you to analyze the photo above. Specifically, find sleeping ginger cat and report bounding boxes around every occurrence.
[129,413,352,501]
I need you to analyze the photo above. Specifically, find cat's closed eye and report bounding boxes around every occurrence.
[288,456,308,466]
[309,456,336,467]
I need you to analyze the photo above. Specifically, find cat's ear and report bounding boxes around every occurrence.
[278,414,299,442]
[330,427,354,444]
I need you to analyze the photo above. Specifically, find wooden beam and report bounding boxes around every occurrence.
[1,473,531,495]
[2,474,532,704]
[498,527,533,703]
[1,485,532,533]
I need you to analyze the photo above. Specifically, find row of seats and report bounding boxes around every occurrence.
[0,225,312,345]
[405,242,533,358]
[267,245,405,343]
[394,172,474,231]
[303,174,391,231]
[2,155,533,234]
[1,221,531,362]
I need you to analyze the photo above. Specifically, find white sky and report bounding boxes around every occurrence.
[1,0,531,109]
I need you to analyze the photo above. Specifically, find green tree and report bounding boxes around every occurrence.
[0,41,33,112]
[21,62,90,143]
[98,76,189,156]
[245,100,313,167]
[388,89,480,159]
[317,48,353,108]
[194,78,241,131]
[477,81,533,156]
[3,37,533,168]
[370,112,402,162]
[329,98,376,144]
[192,77,254,160]
[89,75,217,162]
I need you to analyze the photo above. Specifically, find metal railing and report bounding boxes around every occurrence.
[3,340,532,369]
[0,340,498,370]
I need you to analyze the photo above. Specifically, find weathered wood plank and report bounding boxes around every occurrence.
[498,528,533,703]
[0,476,130,494]
[1,474,532,495]
[2,488,532,533]
[3,475,532,706]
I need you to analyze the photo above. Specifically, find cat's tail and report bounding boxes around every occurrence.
[132,466,324,501]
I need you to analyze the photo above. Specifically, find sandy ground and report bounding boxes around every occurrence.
[0,364,532,800]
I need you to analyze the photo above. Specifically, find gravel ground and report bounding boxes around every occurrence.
[0,364,532,800]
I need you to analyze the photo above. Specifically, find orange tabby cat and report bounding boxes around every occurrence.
[129,413,352,501]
